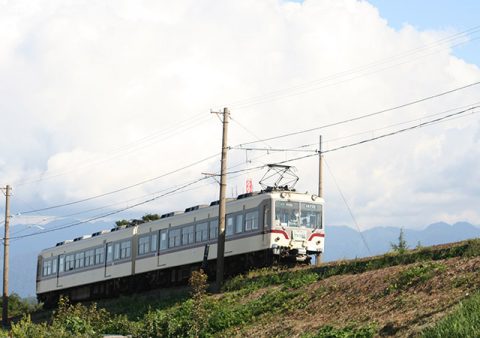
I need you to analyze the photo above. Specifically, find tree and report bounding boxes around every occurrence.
[115,219,129,227]
[391,228,408,254]
[142,214,160,222]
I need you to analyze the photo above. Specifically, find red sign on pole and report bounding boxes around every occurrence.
[246,179,253,193]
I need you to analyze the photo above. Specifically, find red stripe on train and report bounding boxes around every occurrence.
[270,229,289,239]
[308,233,325,241]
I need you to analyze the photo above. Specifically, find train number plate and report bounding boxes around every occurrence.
[292,229,307,241]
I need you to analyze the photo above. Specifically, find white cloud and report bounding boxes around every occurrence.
[1,0,479,231]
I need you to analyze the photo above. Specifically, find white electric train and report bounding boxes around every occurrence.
[36,189,324,306]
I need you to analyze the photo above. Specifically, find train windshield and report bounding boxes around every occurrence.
[275,200,322,229]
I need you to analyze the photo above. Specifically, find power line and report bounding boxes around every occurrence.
[9,177,209,240]
[17,152,220,215]
[9,106,478,240]
[14,113,211,187]
[269,100,480,150]
[322,106,479,154]
[227,26,480,109]
[324,158,371,254]
[228,105,480,175]
[10,166,267,241]
[236,80,480,147]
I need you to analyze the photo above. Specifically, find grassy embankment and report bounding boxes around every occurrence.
[4,238,480,337]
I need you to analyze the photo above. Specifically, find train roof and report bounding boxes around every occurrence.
[43,189,322,252]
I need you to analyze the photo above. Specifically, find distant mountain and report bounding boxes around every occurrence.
[5,220,480,297]
[323,222,480,261]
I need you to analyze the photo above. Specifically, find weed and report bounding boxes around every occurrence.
[385,262,446,294]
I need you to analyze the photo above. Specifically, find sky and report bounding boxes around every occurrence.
[1,0,480,246]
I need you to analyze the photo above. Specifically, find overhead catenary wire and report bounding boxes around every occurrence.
[17,152,220,215]
[8,177,209,240]
[240,100,480,152]
[8,106,479,241]
[10,166,267,240]
[236,80,480,147]
[228,105,480,175]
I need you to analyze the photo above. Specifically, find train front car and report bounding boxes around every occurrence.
[270,191,324,263]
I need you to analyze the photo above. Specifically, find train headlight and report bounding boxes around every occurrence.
[311,194,318,201]
[275,237,280,242]
[316,241,321,245]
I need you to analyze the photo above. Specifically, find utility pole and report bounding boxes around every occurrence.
[213,107,229,292]
[2,185,11,327]
[316,136,323,266]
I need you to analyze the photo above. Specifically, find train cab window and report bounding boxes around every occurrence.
[120,240,131,258]
[275,201,300,227]
[95,247,104,264]
[65,254,75,271]
[138,236,150,255]
[226,216,234,236]
[246,211,259,230]
[169,229,181,248]
[235,214,244,233]
[300,203,322,229]
[75,252,85,269]
[196,222,208,242]
[209,219,218,239]
[151,233,158,252]
[106,244,113,263]
[160,230,168,250]
[85,250,95,267]
[182,225,195,245]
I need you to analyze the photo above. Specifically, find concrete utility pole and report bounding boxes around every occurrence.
[2,185,11,327]
[316,136,323,266]
[213,107,229,292]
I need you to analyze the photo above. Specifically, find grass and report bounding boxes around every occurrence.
[421,291,480,337]
[224,239,480,293]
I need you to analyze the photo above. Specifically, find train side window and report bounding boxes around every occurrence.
[85,250,95,267]
[43,260,51,276]
[138,236,150,255]
[235,214,244,233]
[95,247,104,264]
[246,211,259,231]
[65,254,75,271]
[196,222,208,242]
[120,240,131,258]
[52,257,57,274]
[106,244,113,263]
[59,256,65,273]
[226,216,234,236]
[114,243,121,260]
[169,229,181,248]
[151,233,158,252]
[75,252,85,269]
[160,230,168,250]
[182,225,194,245]
[209,219,218,239]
